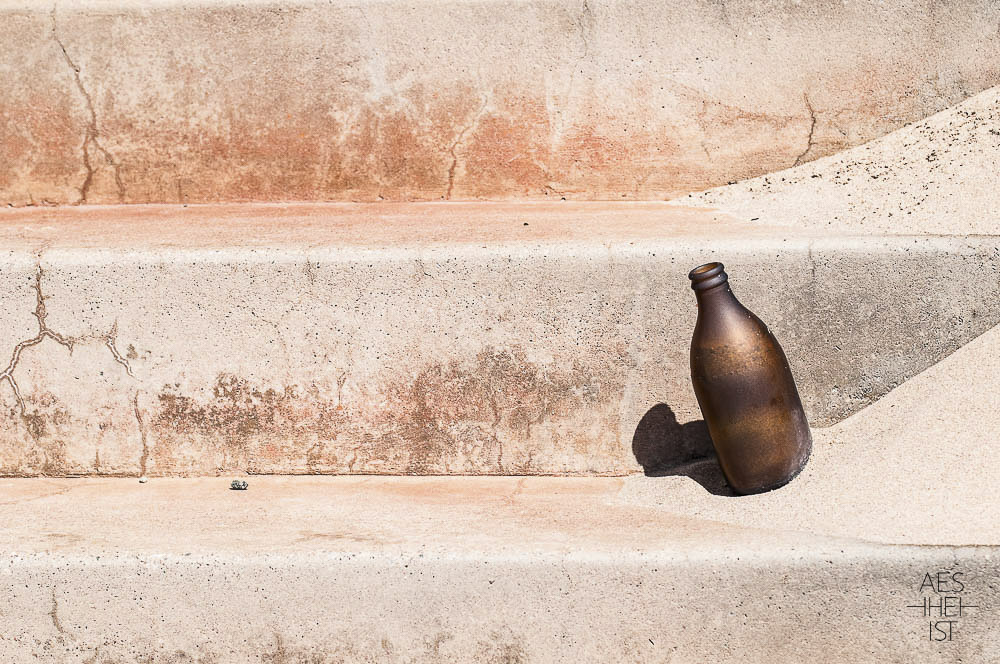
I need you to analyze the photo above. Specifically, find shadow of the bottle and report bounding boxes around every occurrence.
[631,403,736,497]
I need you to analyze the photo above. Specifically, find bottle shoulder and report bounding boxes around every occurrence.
[693,301,767,342]
[691,303,788,372]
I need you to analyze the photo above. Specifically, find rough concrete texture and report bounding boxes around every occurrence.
[682,84,1000,234]
[621,319,1000,545]
[5,0,1000,204]
[0,476,997,662]
[0,202,999,476]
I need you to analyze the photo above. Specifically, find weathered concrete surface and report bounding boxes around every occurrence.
[681,84,1000,234]
[4,1,1000,205]
[621,318,1000,544]
[0,476,997,662]
[0,202,998,476]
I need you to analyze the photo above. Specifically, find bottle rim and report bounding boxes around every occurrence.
[688,262,728,291]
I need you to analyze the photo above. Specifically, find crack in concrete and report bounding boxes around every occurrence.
[104,321,134,377]
[305,438,324,472]
[51,5,126,204]
[0,265,135,420]
[303,256,318,286]
[444,97,488,200]
[700,140,712,161]
[530,156,568,197]
[336,371,348,409]
[544,184,570,200]
[793,92,817,167]
[807,240,817,283]
[133,392,149,477]
[346,440,365,472]
[486,391,504,472]
[49,587,67,637]
[1,267,74,415]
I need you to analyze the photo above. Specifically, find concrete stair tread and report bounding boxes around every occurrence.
[7,305,998,551]
[9,296,1000,553]
[0,475,843,557]
[1,474,997,661]
[0,201,998,477]
[1,201,817,250]
[622,319,1000,547]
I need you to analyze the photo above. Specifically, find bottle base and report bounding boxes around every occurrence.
[727,453,810,496]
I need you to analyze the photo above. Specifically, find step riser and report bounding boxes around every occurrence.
[6,550,996,662]
[5,1,1000,204]
[1,235,997,476]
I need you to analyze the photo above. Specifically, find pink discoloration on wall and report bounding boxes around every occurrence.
[2,2,1000,205]
[0,346,628,477]
[140,346,628,477]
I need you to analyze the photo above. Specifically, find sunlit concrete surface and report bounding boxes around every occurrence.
[0,471,997,662]
[681,84,1000,235]
[0,202,997,475]
[4,0,1000,204]
[621,319,1000,545]
[2,1,998,660]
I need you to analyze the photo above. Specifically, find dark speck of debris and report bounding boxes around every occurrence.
[230,480,248,490]
[523,222,529,226]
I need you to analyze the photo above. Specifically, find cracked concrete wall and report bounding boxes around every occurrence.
[1,204,1000,476]
[3,0,1000,204]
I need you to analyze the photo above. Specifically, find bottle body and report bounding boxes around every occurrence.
[688,263,811,494]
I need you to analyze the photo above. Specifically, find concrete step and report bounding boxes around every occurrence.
[6,317,1000,661]
[0,201,998,476]
[4,0,1000,204]
[682,84,1000,235]
[0,475,996,662]
[624,315,1000,544]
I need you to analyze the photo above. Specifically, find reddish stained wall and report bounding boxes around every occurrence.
[3,1,1000,205]
[0,346,630,477]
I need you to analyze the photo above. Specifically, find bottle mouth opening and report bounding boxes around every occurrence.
[688,262,728,291]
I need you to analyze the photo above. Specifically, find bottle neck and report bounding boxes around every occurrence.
[694,282,735,305]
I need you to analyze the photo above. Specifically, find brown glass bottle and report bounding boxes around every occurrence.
[688,262,811,494]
